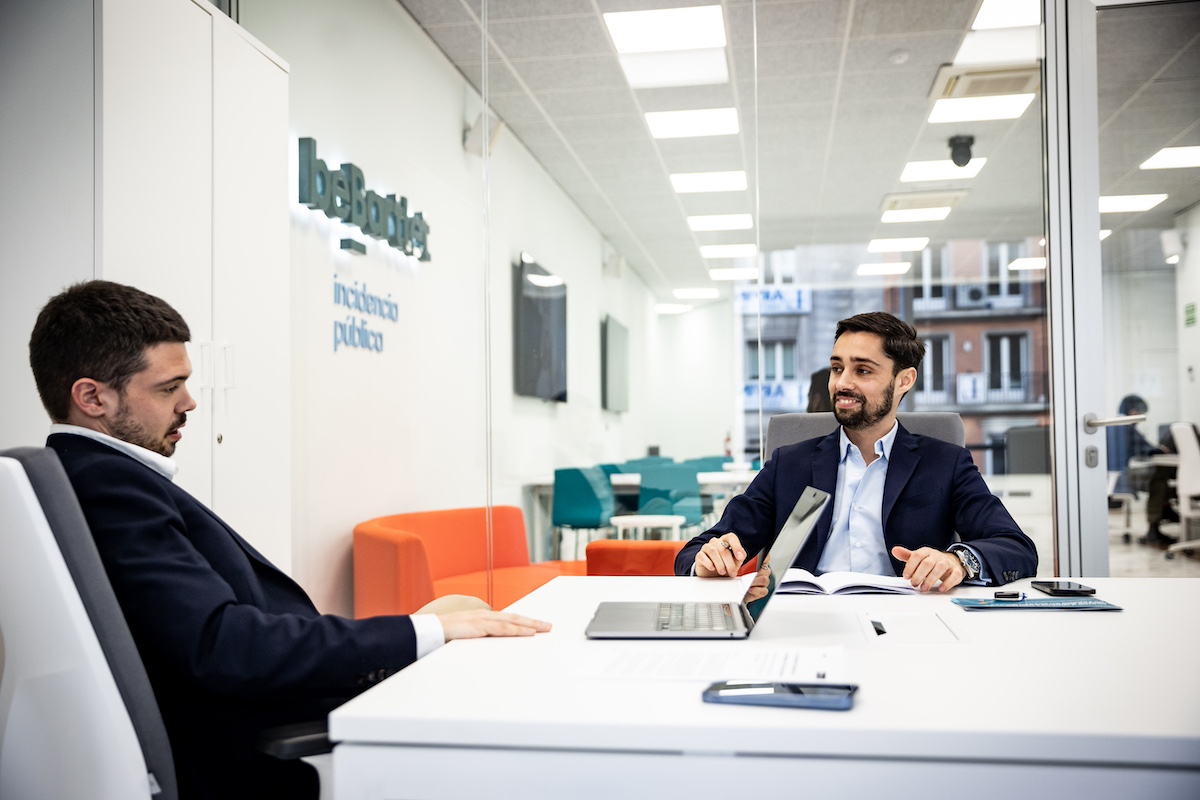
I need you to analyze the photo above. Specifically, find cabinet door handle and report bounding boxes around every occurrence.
[195,342,213,390]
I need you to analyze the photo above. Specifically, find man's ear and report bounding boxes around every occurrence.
[895,366,918,399]
[69,378,113,420]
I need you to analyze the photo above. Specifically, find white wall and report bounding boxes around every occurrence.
[240,0,665,614]
[1177,204,1200,425]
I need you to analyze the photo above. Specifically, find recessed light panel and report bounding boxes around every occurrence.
[881,207,952,223]
[1099,194,1168,213]
[929,94,1035,123]
[670,171,747,193]
[604,6,726,54]
[1007,257,1046,271]
[972,0,1039,29]
[868,238,929,253]
[1100,229,1112,241]
[709,267,759,281]
[1140,146,1200,170]
[687,213,753,231]
[901,159,986,182]
[700,243,757,259]
[646,108,738,138]
[954,27,1040,66]
[619,49,729,88]
[857,262,911,276]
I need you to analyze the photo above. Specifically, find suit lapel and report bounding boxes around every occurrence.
[882,423,919,526]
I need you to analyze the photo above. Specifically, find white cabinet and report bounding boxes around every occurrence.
[0,0,292,570]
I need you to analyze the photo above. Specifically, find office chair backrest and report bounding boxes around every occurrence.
[551,467,615,528]
[765,412,966,459]
[1170,422,1200,503]
[0,448,177,800]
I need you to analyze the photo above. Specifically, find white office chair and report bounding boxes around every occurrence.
[765,411,966,456]
[0,451,166,799]
[1166,422,1200,560]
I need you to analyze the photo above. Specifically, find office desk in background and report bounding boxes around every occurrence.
[331,576,1200,800]
[525,470,759,561]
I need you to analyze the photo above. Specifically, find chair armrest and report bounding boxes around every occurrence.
[256,720,333,760]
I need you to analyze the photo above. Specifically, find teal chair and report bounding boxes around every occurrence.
[622,456,673,472]
[552,467,616,559]
[679,455,732,472]
[635,464,705,528]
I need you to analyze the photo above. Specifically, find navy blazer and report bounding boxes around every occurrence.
[49,434,416,800]
[675,423,1038,584]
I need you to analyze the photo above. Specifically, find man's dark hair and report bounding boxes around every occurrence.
[29,280,191,421]
[834,312,924,374]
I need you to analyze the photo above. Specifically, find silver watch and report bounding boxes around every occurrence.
[952,547,980,581]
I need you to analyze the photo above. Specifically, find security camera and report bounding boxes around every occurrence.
[949,135,974,168]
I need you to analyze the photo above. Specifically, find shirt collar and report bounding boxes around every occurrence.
[50,423,179,480]
[839,419,900,463]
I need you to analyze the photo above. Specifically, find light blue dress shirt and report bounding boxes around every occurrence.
[817,424,898,575]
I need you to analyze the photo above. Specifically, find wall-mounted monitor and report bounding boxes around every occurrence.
[601,314,629,412]
[513,257,567,402]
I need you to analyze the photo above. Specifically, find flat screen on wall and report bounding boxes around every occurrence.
[513,258,567,402]
[601,315,629,412]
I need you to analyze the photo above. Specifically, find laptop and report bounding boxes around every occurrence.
[584,486,830,639]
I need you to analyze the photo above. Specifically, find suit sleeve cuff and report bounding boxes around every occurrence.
[411,613,446,660]
[950,543,991,585]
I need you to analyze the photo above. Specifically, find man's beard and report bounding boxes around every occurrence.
[110,402,186,457]
[833,379,895,430]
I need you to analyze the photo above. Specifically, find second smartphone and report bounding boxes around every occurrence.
[1031,580,1096,596]
[702,681,858,710]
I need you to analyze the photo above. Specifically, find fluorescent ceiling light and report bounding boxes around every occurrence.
[1166,254,1181,265]
[881,207,952,223]
[520,252,535,263]
[1099,194,1168,213]
[618,49,728,88]
[656,303,693,314]
[901,159,986,182]
[687,213,753,231]
[709,267,759,281]
[1140,146,1200,170]
[674,287,720,300]
[525,273,564,288]
[701,243,757,259]
[1100,229,1112,241]
[1007,257,1046,271]
[954,27,1040,66]
[929,94,1035,123]
[857,262,911,276]
[868,238,929,253]
[646,108,738,139]
[604,6,726,54]
[973,0,1039,29]
[670,170,746,193]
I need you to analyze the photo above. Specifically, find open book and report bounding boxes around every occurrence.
[778,568,917,595]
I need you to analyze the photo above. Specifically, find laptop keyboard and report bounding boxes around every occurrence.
[656,602,734,631]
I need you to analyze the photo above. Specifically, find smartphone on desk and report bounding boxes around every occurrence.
[1031,580,1096,597]
[702,681,857,710]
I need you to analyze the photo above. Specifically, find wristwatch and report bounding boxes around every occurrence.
[951,546,980,581]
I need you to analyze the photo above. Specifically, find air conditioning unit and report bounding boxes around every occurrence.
[956,283,990,309]
[928,64,1041,100]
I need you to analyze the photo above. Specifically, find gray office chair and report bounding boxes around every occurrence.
[765,411,966,458]
[0,447,329,800]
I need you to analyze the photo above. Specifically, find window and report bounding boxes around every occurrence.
[987,331,1028,398]
[986,241,1025,297]
[916,335,950,394]
[746,340,796,381]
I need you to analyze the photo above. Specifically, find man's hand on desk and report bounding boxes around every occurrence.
[437,610,552,640]
[891,545,966,593]
[695,533,747,577]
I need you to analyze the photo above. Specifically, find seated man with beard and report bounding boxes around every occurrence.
[676,312,1038,591]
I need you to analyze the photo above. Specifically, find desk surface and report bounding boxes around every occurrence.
[332,576,1200,772]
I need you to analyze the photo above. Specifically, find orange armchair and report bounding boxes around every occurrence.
[353,505,585,617]
[585,539,759,576]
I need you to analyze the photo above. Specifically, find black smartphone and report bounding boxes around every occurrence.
[702,681,857,710]
[1031,580,1096,597]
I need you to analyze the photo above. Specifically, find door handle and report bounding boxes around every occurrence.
[1082,413,1145,433]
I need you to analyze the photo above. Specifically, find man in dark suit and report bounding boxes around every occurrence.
[28,281,550,800]
[677,312,1037,590]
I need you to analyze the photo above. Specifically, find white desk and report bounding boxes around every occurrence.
[331,576,1200,799]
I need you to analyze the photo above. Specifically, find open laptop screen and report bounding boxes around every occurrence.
[742,486,829,624]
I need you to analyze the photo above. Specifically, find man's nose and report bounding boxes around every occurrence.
[180,386,198,413]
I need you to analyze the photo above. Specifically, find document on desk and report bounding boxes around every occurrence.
[578,646,847,682]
